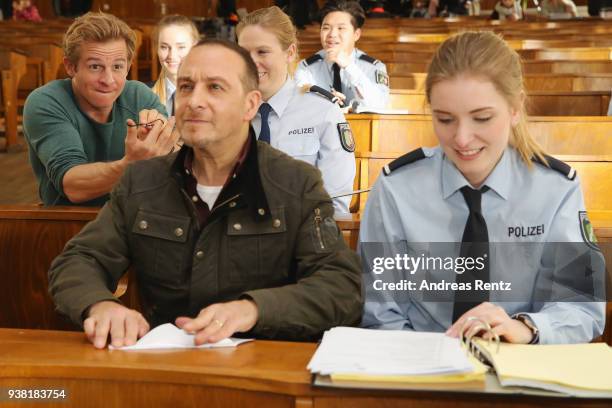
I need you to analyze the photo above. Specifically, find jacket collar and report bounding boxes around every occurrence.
[170,128,272,223]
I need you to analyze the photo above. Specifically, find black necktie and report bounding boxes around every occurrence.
[258,103,272,144]
[332,63,342,94]
[452,186,490,323]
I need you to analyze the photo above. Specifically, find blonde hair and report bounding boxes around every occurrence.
[236,6,299,75]
[151,15,200,105]
[425,31,546,168]
[63,12,136,65]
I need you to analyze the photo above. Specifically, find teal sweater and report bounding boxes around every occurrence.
[23,79,167,206]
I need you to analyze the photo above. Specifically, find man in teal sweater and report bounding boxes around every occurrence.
[23,12,177,206]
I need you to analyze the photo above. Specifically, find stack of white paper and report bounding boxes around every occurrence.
[308,327,474,376]
[109,323,253,350]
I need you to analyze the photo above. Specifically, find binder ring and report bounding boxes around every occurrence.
[459,316,500,355]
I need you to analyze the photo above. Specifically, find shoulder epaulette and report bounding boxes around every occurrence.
[308,85,340,104]
[532,154,576,180]
[383,148,426,176]
[304,54,323,66]
[359,53,381,65]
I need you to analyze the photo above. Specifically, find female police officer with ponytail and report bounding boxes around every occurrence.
[237,6,356,214]
[359,31,605,345]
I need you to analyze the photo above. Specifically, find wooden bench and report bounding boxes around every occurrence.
[0,205,136,330]
[347,114,612,156]
[1,204,609,345]
[389,90,612,116]
[352,152,612,212]
[389,72,612,92]
[0,48,27,152]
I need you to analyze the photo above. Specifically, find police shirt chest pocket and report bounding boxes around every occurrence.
[130,209,191,285]
[225,207,289,283]
[278,130,320,163]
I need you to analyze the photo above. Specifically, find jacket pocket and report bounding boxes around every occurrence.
[130,209,191,287]
[225,207,289,284]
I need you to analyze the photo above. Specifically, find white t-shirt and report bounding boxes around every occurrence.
[196,184,223,210]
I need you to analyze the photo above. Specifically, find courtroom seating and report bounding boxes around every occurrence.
[0,48,27,151]
[1,203,610,346]
[0,206,138,331]
[347,114,612,156]
[389,72,612,92]
[389,90,612,116]
[352,152,612,213]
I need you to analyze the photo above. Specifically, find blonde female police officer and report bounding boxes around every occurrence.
[237,6,355,214]
[359,32,605,344]
[150,15,200,115]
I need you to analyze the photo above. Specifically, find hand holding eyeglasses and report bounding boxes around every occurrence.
[124,109,179,163]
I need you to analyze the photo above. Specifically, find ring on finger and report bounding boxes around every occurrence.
[213,319,224,328]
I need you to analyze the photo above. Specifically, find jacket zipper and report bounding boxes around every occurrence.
[314,208,325,250]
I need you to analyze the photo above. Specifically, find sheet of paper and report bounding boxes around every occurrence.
[308,327,475,376]
[109,323,253,350]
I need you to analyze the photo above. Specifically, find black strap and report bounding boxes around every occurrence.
[309,85,341,105]
[359,53,380,65]
[305,54,323,65]
[532,154,576,180]
[383,148,426,175]
[452,186,490,323]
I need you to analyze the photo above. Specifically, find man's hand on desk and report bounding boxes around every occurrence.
[175,300,258,345]
[84,301,150,349]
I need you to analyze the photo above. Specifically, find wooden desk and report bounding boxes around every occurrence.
[1,328,610,408]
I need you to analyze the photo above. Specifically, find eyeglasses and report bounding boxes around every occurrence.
[126,118,166,130]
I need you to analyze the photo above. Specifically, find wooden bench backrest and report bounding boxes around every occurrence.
[0,48,27,151]
[0,206,138,330]
[347,115,612,156]
[389,72,612,92]
[389,90,612,116]
[354,152,612,213]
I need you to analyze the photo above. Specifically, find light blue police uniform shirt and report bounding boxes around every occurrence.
[295,49,390,110]
[359,146,605,344]
[251,78,356,214]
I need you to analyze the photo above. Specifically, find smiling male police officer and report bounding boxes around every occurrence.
[295,0,389,110]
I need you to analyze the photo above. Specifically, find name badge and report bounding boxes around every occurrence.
[508,224,545,238]
[288,127,315,136]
